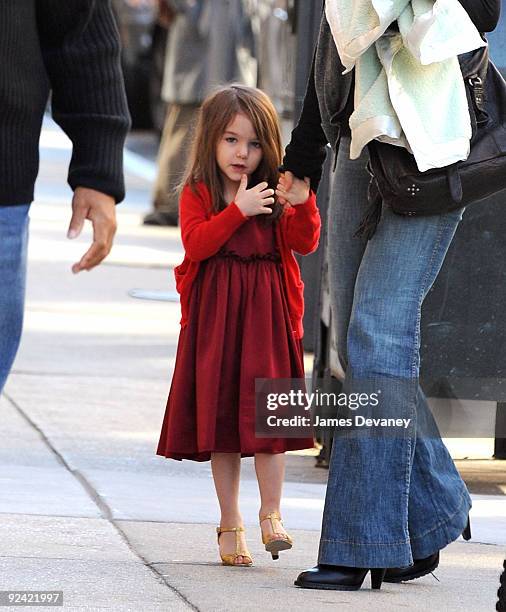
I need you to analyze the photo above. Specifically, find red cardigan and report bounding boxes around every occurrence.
[174,182,321,339]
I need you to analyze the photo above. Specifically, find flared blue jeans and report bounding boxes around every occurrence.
[318,140,472,568]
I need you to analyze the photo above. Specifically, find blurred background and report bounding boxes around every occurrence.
[113,0,298,133]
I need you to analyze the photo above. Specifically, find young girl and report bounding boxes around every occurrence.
[156,85,321,567]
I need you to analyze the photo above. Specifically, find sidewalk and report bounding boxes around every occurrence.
[0,119,504,611]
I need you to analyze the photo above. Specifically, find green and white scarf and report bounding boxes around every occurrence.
[325,0,486,171]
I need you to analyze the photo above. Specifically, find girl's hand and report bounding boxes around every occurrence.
[234,174,274,217]
[276,171,310,206]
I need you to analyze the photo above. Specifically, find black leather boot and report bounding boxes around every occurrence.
[384,551,440,583]
[384,515,471,583]
[294,565,387,591]
[462,515,472,541]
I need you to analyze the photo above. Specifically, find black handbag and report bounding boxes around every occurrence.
[358,45,506,238]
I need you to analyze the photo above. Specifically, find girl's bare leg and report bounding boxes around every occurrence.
[255,453,289,540]
[211,452,249,564]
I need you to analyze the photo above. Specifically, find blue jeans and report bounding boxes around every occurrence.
[318,139,472,568]
[0,204,30,394]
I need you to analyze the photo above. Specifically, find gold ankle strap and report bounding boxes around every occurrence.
[216,526,245,535]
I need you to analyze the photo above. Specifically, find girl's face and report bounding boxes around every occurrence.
[216,113,263,188]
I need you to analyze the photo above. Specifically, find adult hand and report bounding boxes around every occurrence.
[67,187,117,274]
[234,175,274,217]
[276,171,311,206]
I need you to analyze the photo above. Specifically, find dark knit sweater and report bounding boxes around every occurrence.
[0,0,131,205]
[283,0,502,192]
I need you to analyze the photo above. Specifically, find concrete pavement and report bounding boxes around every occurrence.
[0,118,505,611]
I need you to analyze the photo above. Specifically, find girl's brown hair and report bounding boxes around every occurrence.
[182,84,284,223]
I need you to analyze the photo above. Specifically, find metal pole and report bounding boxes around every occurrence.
[292,0,323,119]
[292,0,327,352]
[494,403,506,459]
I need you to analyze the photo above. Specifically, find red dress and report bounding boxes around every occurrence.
[157,215,314,461]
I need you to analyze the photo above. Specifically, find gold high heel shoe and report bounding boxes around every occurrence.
[259,512,293,560]
[216,526,253,567]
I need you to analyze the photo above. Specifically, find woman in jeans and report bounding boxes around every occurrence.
[279,0,501,592]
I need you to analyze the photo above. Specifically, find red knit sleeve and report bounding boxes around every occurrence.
[180,184,249,262]
[280,192,321,255]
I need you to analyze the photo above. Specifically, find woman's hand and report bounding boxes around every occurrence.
[276,171,311,206]
[234,174,274,217]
